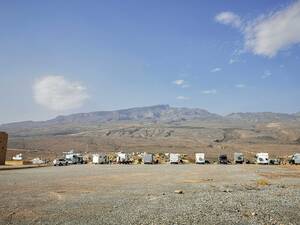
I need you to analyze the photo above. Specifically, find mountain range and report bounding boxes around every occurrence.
[1,105,299,129]
[1,105,300,160]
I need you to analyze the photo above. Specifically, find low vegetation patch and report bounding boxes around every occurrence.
[256,178,270,186]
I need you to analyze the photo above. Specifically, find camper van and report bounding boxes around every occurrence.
[170,153,181,164]
[234,153,244,164]
[256,153,269,164]
[143,153,154,164]
[116,152,130,164]
[195,153,205,164]
[290,153,300,165]
[92,153,108,164]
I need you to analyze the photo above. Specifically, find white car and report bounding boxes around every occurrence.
[53,158,68,166]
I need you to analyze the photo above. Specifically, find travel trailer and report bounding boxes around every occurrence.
[170,153,181,164]
[143,153,154,164]
[92,153,109,164]
[290,153,300,165]
[195,153,205,164]
[116,152,130,164]
[234,153,244,164]
[218,154,228,164]
[256,153,269,164]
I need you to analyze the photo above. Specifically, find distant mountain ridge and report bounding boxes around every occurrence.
[1,105,300,129]
[225,112,299,123]
[2,105,300,154]
[1,105,220,127]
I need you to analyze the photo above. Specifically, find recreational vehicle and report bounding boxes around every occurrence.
[143,153,154,164]
[290,153,300,165]
[170,153,181,164]
[256,153,269,164]
[234,153,244,164]
[195,153,205,164]
[92,153,109,164]
[116,152,130,164]
[65,153,79,164]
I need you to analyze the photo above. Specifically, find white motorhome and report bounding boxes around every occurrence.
[116,152,130,164]
[170,153,181,164]
[256,153,269,164]
[64,150,83,164]
[143,153,154,164]
[92,153,108,164]
[234,153,244,164]
[291,153,300,164]
[195,153,205,164]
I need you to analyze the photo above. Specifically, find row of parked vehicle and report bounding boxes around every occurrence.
[53,151,300,166]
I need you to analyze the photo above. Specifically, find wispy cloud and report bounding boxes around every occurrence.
[172,79,190,88]
[173,79,184,85]
[176,96,190,100]
[33,76,89,111]
[215,11,241,28]
[261,70,272,79]
[216,1,300,57]
[229,58,238,64]
[235,84,246,88]
[202,89,217,95]
[181,84,190,88]
[210,67,222,73]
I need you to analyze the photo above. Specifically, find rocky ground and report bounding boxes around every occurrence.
[0,164,299,225]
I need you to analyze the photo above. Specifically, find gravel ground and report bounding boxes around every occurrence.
[0,164,299,225]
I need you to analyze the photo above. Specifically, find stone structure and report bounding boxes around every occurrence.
[0,132,8,165]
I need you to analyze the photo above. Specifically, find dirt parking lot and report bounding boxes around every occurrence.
[0,164,299,225]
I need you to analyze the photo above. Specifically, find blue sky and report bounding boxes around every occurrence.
[0,0,300,123]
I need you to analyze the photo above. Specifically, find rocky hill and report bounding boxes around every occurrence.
[1,105,300,159]
[0,105,221,130]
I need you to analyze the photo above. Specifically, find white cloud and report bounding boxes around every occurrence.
[181,84,190,88]
[235,84,246,88]
[229,58,238,64]
[176,96,190,100]
[173,79,185,85]
[210,67,222,73]
[261,70,272,79]
[33,76,89,111]
[202,89,217,95]
[215,11,241,28]
[172,79,190,88]
[216,1,300,57]
[245,1,300,57]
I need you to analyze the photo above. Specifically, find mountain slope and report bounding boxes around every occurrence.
[225,112,299,123]
[1,105,221,128]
